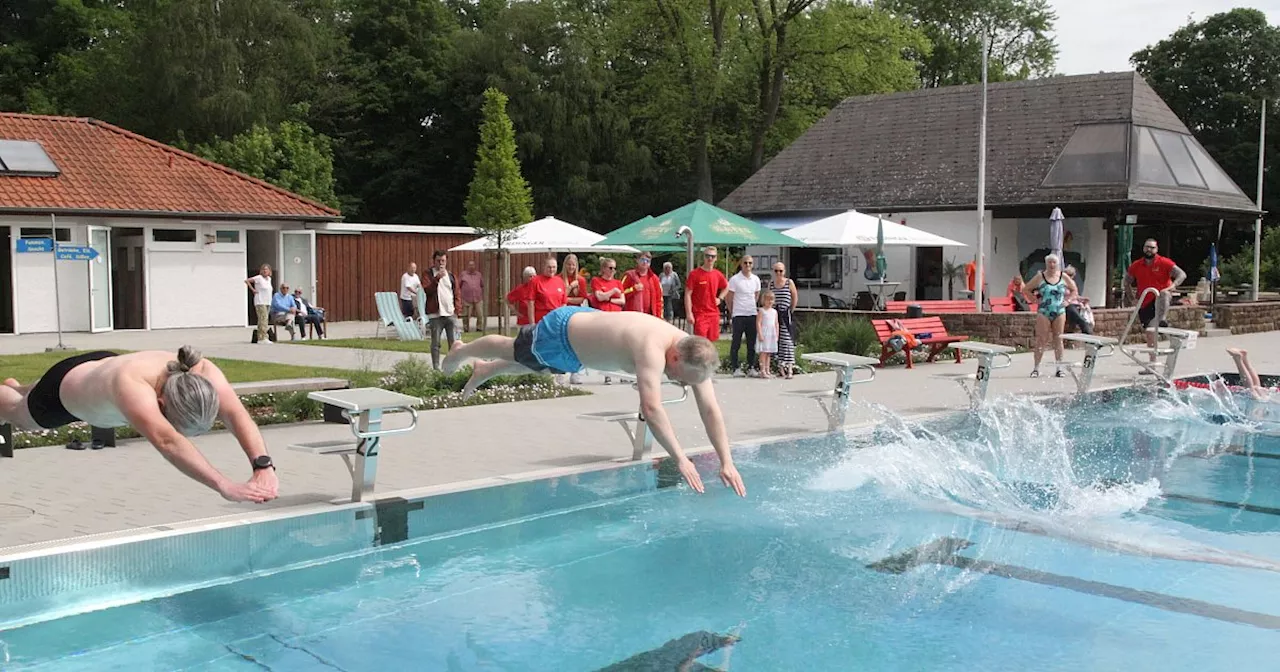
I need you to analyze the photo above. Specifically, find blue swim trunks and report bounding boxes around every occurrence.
[514,305,597,374]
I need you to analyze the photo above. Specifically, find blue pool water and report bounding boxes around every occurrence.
[4,386,1280,670]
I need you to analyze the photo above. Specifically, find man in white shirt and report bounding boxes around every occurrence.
[244,264,274,344]
[423,250,464,369]
[723,256,761,376]
[400,262,422,320]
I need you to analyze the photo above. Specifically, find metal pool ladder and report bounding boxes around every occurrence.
[288,388,422,502]
[1116,287,1198,385]
[784,352,878,432]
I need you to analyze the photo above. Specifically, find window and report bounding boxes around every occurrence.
[1132,127,1178,187]
[152,228,197,243]
[789,246,843,289]
[1184,136,1245,194]
[0,140,60,176]
[19,227,70,241]
[215,230,241,244]
[1041,123,1130,186]
[1150,128,1206,189]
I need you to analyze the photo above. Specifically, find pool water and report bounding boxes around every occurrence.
[5,387,1280,671]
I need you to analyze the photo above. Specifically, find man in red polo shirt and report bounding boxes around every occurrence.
[684,246,728,341]
[1125,238,1187,367]
[530,257,567,323]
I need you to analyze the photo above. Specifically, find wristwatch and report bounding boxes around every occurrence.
[252,455,275,471]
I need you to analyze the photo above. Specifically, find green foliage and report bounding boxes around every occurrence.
[464,88,534,241]
[1218,225,1280,289]
[196,113,341,208]
[796,314,880,358]
[882,0,1058,87]
[1133,9,1280,263]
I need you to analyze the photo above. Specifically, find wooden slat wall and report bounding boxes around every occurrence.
[316,232,548,322]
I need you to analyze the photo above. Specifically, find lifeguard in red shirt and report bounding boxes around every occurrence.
[530,257,568,323]
[590,258,625,311]
[507,266,538,326]
[621,252,663,317]
[1124,238,1187,366]
[684,246,728,341]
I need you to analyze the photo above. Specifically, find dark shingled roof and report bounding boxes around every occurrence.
[718,72,1260,220]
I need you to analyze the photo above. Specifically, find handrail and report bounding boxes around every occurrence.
[845,363,877,385]
[1119,286,1162,346]
[989,352,1014,369]
[344,406,420,440]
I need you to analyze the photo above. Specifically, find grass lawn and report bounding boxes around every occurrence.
[0,350,375,385]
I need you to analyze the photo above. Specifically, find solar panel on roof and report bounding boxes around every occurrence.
[0,140,60,176]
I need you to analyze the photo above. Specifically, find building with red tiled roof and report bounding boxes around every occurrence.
[0,113,342,334]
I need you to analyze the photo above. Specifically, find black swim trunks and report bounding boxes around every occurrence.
[1137,302,1170,330]
[27,350,117,429]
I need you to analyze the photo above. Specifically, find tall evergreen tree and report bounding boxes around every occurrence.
[464,88,534,331]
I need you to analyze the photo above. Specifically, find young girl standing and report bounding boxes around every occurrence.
[756,290,780,378]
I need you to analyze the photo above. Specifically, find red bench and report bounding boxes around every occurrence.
[989,296,1038,313]
[872,317,969,368]
[884,300,979,314]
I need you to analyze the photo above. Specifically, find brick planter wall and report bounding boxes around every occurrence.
[795,305,1207,349]
[1213,302,1280,334]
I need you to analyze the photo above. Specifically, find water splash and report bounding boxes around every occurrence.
[359,554,422,580]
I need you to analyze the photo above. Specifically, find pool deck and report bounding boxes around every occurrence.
[1,323,1277,552]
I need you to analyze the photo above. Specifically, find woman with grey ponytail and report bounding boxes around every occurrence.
[0,346,277,503]
[161,346,220,436]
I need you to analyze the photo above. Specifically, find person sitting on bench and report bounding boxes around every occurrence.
[0,347,278,503]
[443,306,746,497]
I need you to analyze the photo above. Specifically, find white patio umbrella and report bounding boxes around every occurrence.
[449,216,638,253]
[782,210,966,247]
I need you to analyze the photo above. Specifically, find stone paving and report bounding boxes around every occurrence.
[1,324,1277,552]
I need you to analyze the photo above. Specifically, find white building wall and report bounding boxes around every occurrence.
[8,217,91,334]
[145,222,251,329]
[1012,216,1108,305]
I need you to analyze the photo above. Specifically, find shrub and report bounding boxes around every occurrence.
[797,313,879,357]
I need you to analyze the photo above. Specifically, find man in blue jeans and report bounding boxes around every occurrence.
[723,256,760,376]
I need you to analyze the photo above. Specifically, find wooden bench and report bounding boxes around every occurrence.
[989,296,1038,313]
[872,317,969,369]
[884,300,980,314]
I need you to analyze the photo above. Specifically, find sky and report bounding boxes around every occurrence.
[1051,0,1280,75]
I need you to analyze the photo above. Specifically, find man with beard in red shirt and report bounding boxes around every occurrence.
[684,246,728,342]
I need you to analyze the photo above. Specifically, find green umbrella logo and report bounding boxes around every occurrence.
[709,218,755,239]
[640,219,673,239]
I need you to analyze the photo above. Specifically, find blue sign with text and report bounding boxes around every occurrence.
[16,238,53,253]
[55,245,99,261]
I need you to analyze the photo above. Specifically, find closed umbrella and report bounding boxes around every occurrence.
[1049,208,1064,259]
[874,217,887,281]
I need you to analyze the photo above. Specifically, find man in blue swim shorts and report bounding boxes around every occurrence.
[443,306,746,497]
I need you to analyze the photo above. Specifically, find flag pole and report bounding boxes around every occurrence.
[1254,98,1266,302]
[975,33,989,312]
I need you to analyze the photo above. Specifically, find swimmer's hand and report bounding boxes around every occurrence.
[677,457,704,494]
[720,462,746,498]
[250,467,279,499]
[220,475,277,504]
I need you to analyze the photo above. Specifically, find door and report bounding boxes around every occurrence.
[88,225,113,332]
[280,230,316,302]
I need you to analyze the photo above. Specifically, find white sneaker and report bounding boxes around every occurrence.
[570,373,584,385]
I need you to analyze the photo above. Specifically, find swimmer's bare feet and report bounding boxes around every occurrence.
[462,360,499,399]
[1227,347,1247,359]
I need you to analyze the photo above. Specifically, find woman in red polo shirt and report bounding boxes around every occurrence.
[590,258,625,311]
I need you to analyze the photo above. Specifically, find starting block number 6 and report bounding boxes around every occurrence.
[1083,354,1096,370]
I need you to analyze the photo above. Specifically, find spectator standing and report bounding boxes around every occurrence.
[768,262,799,378]
[685,247,728,342]
[590,257,626,385]
[508,266,538,327]
[530,256,567,323]
[1124,238,1187,370]
[724,256,761,376]
[245,264,274,344]
[400,262,422,321]
[659,261,683,322]
[561,253,591,384]
[423,250,464,370]
[621,251,663,317]
[459,260,486,333]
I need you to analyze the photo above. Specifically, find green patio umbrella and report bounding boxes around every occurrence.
[596,200,805,248]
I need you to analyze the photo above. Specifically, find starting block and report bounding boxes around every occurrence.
[578,378,689,461]
[1121,327,1198,383]
[1059,333,1117,395]
[784,352,878,431]
[942,342,1015,409]
[287,387,422,502]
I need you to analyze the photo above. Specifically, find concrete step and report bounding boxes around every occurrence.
[1202,328,1232,338]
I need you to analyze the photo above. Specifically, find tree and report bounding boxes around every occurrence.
[882,0,1058,87]
[196,113,341,209]
[1132,8,1280,271]
[464,88,534,332]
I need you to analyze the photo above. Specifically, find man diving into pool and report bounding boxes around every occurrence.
[442,305,747,497]
[0,347,278,503]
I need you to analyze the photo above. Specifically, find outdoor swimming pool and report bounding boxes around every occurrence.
[2,384,1280,670]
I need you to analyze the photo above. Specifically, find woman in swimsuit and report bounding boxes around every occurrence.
[1022,253,1077,378]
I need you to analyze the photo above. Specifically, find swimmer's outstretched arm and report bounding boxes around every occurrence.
[635,361,746,497]
[203,363,279,497]
[690,380,746,497]
[116,380,274,503]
